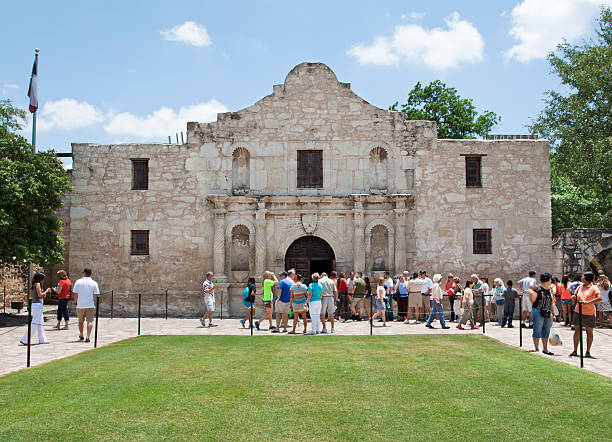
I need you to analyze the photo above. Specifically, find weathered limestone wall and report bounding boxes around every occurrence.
[552,229,612,277]
[413,139,552,282]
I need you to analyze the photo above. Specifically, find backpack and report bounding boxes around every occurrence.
[243,285,255,304]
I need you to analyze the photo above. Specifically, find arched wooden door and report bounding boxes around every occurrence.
[285,236,335,282]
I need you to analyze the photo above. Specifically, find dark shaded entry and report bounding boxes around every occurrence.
[285,236,335,282]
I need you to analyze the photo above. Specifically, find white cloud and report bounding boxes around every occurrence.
[160,21,212,47]
[504,0,612,63]
[38,98,105,131]
[3,83,18,89]
[401,12,425,20]
[347,12,484,70]
[103,100,227,139]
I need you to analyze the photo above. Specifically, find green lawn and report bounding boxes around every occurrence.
[1,335,611,441]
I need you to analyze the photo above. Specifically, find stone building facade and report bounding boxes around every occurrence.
[61,62,552,316]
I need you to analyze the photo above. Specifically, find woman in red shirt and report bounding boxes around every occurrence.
[337,272,350,322]
[559,274,572,326]
[54,269,72,330]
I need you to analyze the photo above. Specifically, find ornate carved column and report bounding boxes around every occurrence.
[353,195,366,272]
[255,200,267,281]
[394,196,407,274]
[210,196,228,282]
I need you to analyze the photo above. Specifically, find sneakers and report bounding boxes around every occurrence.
[414,321,422,324]
[404,320,410,324]
[322,329,328,334]
[306,331,316,335]
[442,326,450,329]
[456,325,464,330]
[508,325,514,328]
[208,323,217,327]
[240,319,246,328]
[382,323,388,327]
[471,326,479,330]
[199,318,205,327]
[269,325,276,331]
[330,328,335,334]
[426,324,434,329]
[255,320,260,330]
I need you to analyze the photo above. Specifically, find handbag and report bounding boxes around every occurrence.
[549,325,563,346]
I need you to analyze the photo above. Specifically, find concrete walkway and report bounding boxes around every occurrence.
[2,310,612,378]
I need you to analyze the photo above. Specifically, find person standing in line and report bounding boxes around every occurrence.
[559,275,572,326]
[471,274,485,326]
[444,274,457,322]
[457,280,478,330]
[350,272,367,321]
[501,280,517,327]
[256,271,278,331]
[319,272,338,334]
[595,274,611,327]
[570,272,602,358]
[482,277,492,323]
[289,274,309,334]
[492,278,505,326]
[383,271,394,302]
[200,272,217,328]
[425,274,450,329]
[420,271,433,321]
[53,269,71,330]
[71,268,100,343]
[395,273,409,321]
[273,269,295,333]
[240,277,257,329]
[452,277,463,323]
[337,272,350,322]
[307,273,323,335]
[363,276,373,322]
[518,270,537,328]
[371,277,387,326]
[19,272,51,345]
[330,270,339,321]
[528,273,555,355]
[406,272,425,324]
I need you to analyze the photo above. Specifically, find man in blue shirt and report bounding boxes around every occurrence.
[273,269,296,333]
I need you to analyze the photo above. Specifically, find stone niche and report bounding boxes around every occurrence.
[230,224,250,272]
[369,147,388,194]
[232,147,250,195]
[370,224,389,270]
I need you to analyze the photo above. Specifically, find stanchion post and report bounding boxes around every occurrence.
[3,286,5,314]
[94,295,100,348]
[578,301,584,368]
[26,297,32,368]
[111,290,114,319]
[482,294,486,334]
[519,295,523,347]
[138,293,141,336]
[165,290,168,320]
[250,301,253,336]
[370,292,373,336]
[220,292,223,320]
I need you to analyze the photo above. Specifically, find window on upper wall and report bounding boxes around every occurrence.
[473,229,492,254]
[132,159,149,190]
[131,230,149,255]
[465,156,482,188]
[297,150,323,188]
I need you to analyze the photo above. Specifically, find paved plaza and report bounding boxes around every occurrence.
[1,308,611,378]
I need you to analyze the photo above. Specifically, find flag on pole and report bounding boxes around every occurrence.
[28,54,38,113]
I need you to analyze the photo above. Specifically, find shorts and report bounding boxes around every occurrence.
[275,300,290,315]
[204,294,215,312]
[350,296,364,311]
[263,300,273,308]
[598,301,611,312]
[321,297,335,315]
[522,295,532,312]
[243,301,255,310]
[409,293,421,308]
[292,304,307,314]
[561,299,572,305]
[421,294,430,309]
[532,308,553,339]
[573,313,596,329]
[376,298,385,311]
[77,308,94,323]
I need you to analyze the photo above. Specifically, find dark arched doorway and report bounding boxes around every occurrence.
[285,236,335,282]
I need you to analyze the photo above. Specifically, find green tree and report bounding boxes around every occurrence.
[390,80,500,139]
[530,7,612,231]
[0,100,71,266]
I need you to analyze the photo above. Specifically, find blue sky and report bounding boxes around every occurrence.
[2,0,609,163]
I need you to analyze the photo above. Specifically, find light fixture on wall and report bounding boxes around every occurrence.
[572,246,583,260]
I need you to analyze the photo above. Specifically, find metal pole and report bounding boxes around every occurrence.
[165,290,168,320]
[26,297,32,367]
[111,289,114,319]
[250,301,253,336]
[370,292,373,336]
[3,286,5,314]
[578,302,584,368]
[220,292,223,320]
[519,295,523,347]
[94,295,99,348]
[138,293,141,336]
[482,294,486,334]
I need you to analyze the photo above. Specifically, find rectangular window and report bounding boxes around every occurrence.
[131,230,149,255]
[465,156,482,188]
[473,229,492,254]
[297,150,323,188]
[132,159,149,190]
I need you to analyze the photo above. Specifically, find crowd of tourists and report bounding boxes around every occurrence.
[198,268,610,356]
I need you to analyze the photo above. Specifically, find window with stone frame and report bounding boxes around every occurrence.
[473,229,492,254]
[131,230,149,255]
[297,150,323,188]
[132,159,149,190]
[465,156,482,188]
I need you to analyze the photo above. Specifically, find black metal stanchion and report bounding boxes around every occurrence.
[110,290,114,319]
[250,301,254,336]
[165,290,168,320]
[482,294,486,334]
[578,302,584,368]
[26,298,32,367]
[519,295,523,347]
[220,292,223,320]
[138,293,141,336]
[370,294,373,336]
[94,295,100,348]
[3,286,5,314]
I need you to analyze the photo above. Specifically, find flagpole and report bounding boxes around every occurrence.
[27,48,39,326]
